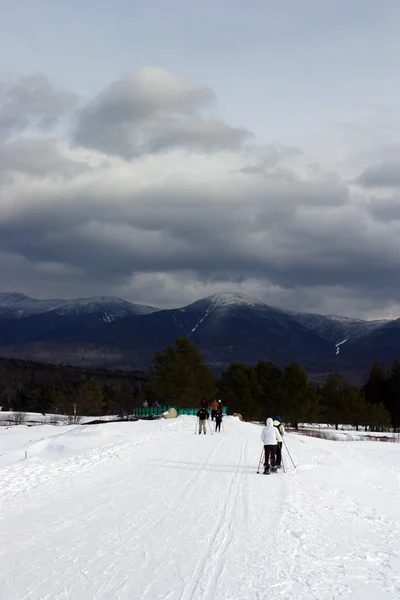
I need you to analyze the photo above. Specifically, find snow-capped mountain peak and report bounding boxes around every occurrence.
[54,296,158,318]
[0,292,66,317]
[0,292,29,304]
[182,292,274,337]
[205,292,266,309]
[0,292,159,319]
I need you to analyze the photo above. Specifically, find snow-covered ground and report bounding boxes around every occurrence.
[296,423,399,441]
[0,417,399,600]
[0,411,120,424]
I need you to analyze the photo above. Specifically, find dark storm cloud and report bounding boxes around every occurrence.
[1,67,400,317]
[1,160,399,299]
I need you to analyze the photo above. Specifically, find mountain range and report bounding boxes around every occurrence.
[0,291,399,383]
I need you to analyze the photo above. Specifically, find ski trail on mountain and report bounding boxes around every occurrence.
[189,305,214,335]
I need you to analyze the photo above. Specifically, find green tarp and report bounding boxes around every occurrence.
[133,405,228,417]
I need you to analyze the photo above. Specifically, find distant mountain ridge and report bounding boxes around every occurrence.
[288,310,390,348]
[0,292,159,319]
[0,291,398,383]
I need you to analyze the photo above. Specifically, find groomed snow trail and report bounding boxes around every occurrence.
[0,417,399,600]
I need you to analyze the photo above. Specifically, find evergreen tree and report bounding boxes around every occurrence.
[151,337,215,406]
[13,388,31,412]
[387,360,400,431]
[30,385,55,414]
[252,361,284,420]
[304,382,321,424]
[0,388,16,411]
[321,372,345,430]
[101,384,115,414]
[341,382,368,431]
[116,389,134,418]
[51,381,76,415]
[282,362,319,428]
[364,402,392,431]
[77,377,104,416]
[218,363,255,419]
[364,361,388,406]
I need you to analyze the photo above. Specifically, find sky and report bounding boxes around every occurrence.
[1,0,400,319]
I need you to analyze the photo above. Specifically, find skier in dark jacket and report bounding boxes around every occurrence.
[273,416,285,468]
[200,397,208,409]
[215,409,223,432]
[196,407,209,434]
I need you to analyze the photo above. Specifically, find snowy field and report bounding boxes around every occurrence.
[0,417,399,600]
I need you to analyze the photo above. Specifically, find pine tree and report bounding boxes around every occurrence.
[151,337,215,406]
[365,402,392,431]
[321,372,345,430]
[252,361,284,420]
[342,382,368,431]
[77,377,104,416]
[218,363,255,419]
[364,362,388,406]
[387,360,400,431]
[282,362,319,428]
[30,385,55,414]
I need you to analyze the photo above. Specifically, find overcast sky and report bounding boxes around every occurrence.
[1,0,400,319]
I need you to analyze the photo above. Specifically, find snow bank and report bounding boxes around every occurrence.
[0,410,121,426]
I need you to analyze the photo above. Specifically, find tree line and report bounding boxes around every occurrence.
[0,357,147,418]
[150,339,399,431]
[0,337,399,430]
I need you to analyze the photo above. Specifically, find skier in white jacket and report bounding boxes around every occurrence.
[261,418,282,474]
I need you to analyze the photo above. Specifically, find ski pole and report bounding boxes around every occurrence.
[194,417,199,434]
[208,418,213,435]
[283,439,296,469]
[281,454,286,473]
[256,448,264,474]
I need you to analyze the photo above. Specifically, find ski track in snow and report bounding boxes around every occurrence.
[0,418,399,600]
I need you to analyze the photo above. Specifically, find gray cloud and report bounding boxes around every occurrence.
[1,157,398,299]
[1,69,400,319]
[73,68,251,158]
[0,73,77,137]
[0,138,89,179]
[355,160,400,187]
[367,197,400,222]
[240,144,305,172]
